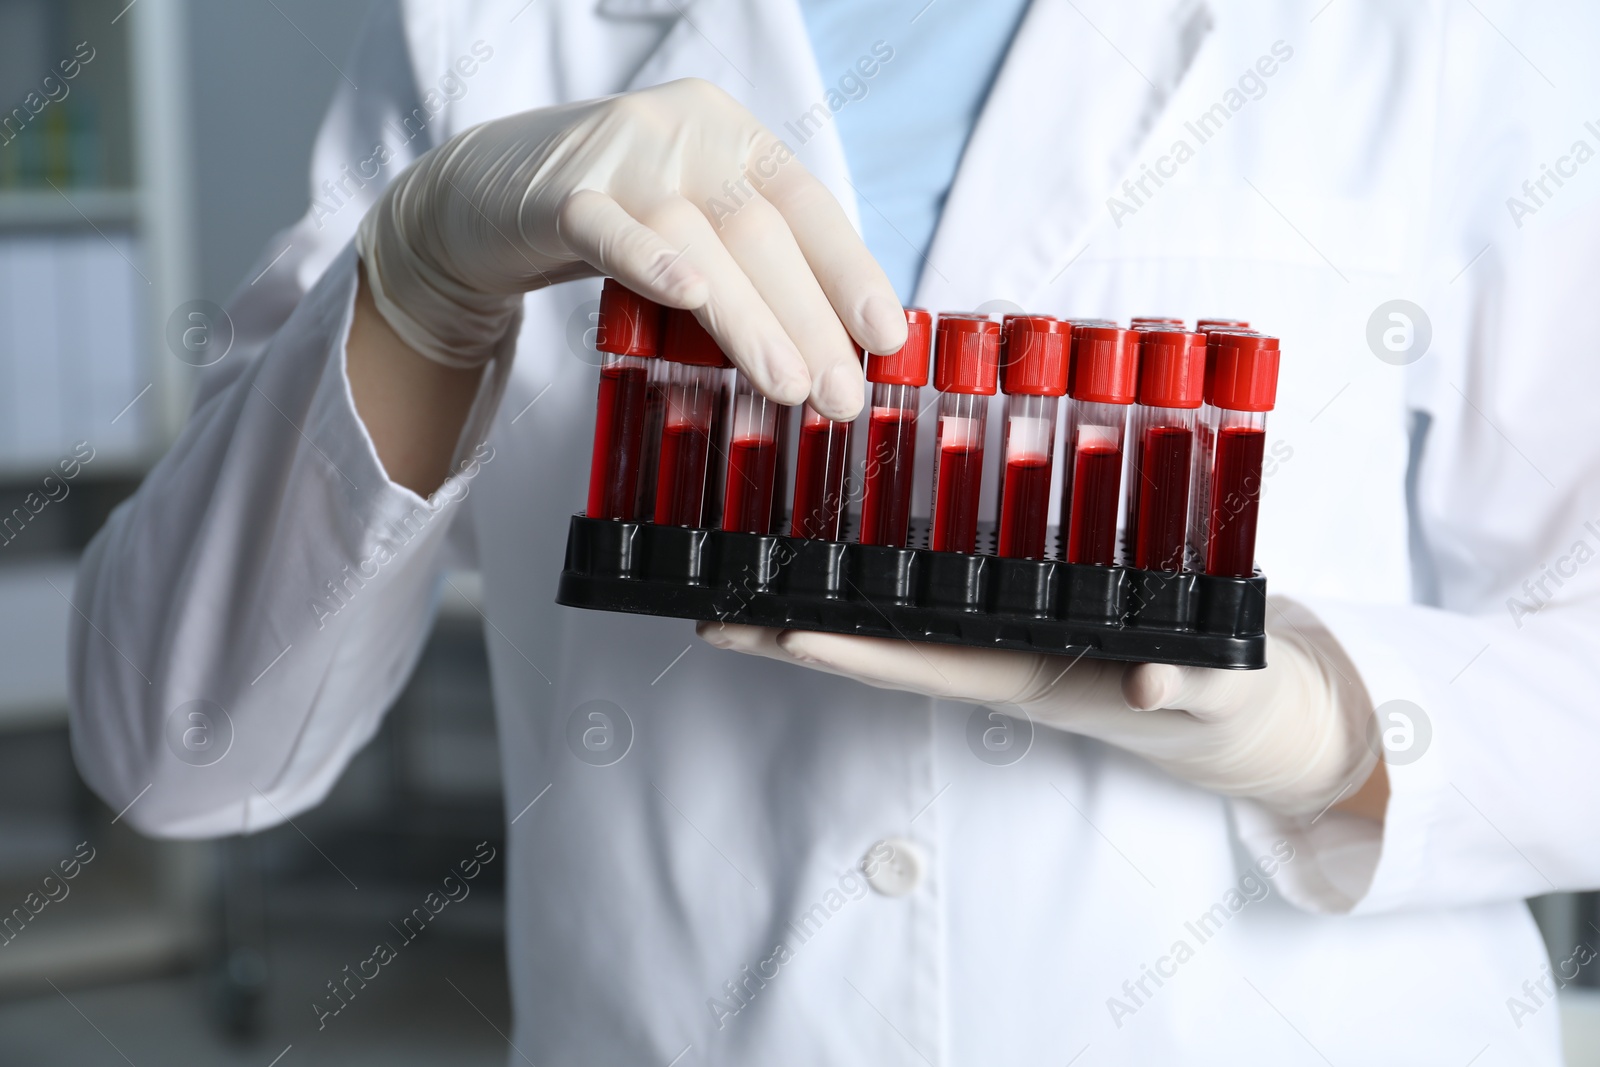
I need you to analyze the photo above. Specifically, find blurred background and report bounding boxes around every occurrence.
[0,2,511,1063]
[0,1,1595,1064]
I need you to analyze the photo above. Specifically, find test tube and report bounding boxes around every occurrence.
[1131,316,1185,329]
[928,315,1000,554]
[770,404,796,534]
[995,316,1070,559]
[1189,328,1260,534]
[1125,329,1205,572]
[633,353,670,520]
[721,372,781,534]
[858,309,934,548]
[586,281,662,521]
[1060,325,1137,566]
[1195,331,1280,578]
[652,310,731,528]
[790,349,863,540]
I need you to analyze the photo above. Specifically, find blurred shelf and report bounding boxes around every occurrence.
[0,556,76,733]
[0,455,154,484]
[0,908,194,996]
[0,189,139,230]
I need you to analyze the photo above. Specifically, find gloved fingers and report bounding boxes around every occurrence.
[638,195,812,406]
[555,189,710,310]
[1124,660,1259,723]
[695,620,788,660]
[695,621,883,687]
[755,144,907,358]
[712,192,864,419]
[774,630,1060,705]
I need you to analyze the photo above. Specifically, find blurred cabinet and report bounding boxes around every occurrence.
[0,0,195,484]
[0,0,203,997]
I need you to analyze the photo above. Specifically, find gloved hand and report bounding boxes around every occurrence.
[356,78,905,419]
[698,600,1379,817]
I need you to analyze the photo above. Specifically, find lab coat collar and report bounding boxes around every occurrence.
[610,0,859,230]
[915,0,1214,311]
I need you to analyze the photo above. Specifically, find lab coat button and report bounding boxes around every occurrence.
[862,837,924,897]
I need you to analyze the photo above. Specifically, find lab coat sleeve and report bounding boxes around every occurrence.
[67,2,509,838]
[1233,187,1600,915]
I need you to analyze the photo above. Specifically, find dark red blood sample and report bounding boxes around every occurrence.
[1206,426,1266,577]
[654,421,710,527]
[860,411,917,547]
[931,444,984,553]
[791,420,851,540]
[704,382,731,528]
[997,456,1051,559]
[722,436,777,534]
[586,362,648,520]
[1065,444,1122,565]
[1133,425,1193,571]
[770,408,793,533]
[632,380,666,518]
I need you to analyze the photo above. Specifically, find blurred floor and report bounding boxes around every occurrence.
[0,915,510,1066]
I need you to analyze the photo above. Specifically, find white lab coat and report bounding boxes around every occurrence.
[68,0,1600,1062]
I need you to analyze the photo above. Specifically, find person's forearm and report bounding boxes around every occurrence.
[1333,760,1389,822]
[347,262,488,496]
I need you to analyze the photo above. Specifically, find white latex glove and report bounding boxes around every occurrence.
[699,599,1379,817]
[356,78,905,418]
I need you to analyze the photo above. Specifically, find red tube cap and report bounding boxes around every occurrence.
[1136,330,1206,409]
[866,308,933,386]
[596,280,663,357]
[1196,318,1250,333]
[933,315,1000,395]
[1131,316,1185,328]
[1001,316,1070,396]
[1209,331,1280,412]
[661,309,733,368]
[1068,326,1137,404]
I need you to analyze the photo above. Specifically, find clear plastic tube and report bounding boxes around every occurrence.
[631,357,668,520]
[1060,399,1128,565]
[1199,408,1268,577]
[1126,404,1198,571]
[996,393,1058,559]
[858,382,919,547]
[704,377,732,528]
[652,363,725,528]
[721,374,780,534]
[791,404,852,540]
[586,352,650,520]
[930,392,988,554]
[770,403,796,534]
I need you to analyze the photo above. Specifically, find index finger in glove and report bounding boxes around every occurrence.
[775,629,1058,706]
[748,139,908,360]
